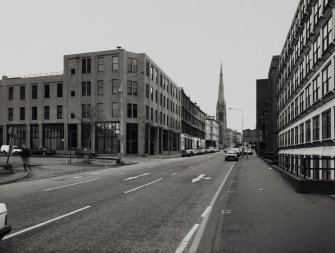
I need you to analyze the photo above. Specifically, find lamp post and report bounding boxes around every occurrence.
[118,70,144,164]
[229,107,245,158]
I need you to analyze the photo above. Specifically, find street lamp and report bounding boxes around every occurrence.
[118,70,144,164]
[229,107,245,158]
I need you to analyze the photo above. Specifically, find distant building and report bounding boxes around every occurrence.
[256,56,279,156]
[205,116,219,148]
[180,89,206,150]
[216,64,227,148]
[225,128,241,148]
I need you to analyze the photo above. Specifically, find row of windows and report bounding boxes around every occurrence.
[8,83,63,100]
[7,106,63,121]
[279,108,333,147]
[278,60,333,129]
[80,56,119,74]
[145,60,180,101]
[279,155,334,180]
[145,105,180,130]
[278,15,333,111]
[145,83,180,116]
[182,93,206,122]
[279,0,331,74]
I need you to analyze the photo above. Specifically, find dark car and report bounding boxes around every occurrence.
[31,147,56,156]
[75,148,98,157]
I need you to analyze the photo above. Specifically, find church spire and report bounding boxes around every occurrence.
[217,63,225,106]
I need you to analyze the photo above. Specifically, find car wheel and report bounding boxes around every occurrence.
[42,152,46,155]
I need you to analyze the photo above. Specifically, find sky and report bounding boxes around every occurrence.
[0,0,300,132]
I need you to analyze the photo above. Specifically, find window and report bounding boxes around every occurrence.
[32,85,37,99]
[295,97,299,117]
[306,120,311,142]
[97,80,104,95]
[146,84,149,98]
[82,104,91,118]
[8,87,13,100]
[44,84,50,98]
[56,105,62,119]
[20,107,25,121]
[312,76,319,103]
[150,87,153,101]
[112,56,119,71]
[155,110,158,122]
[300,123,304,144]
[306,50,311,73]
[151,107,153,121]
[127,81,137,96]
[146,106,149,120]
[313,35,321,64]
[322,17,332,52]
[71,68,75,75]
[150,66,154,80]
[155,90,158,103]
[112,79,119,94]
[295,126,299,144]
[322,110,331,139]
[98,57,104,72]
[71,91,75,97]
[112,102,119,117]
[146,60,150,77]
[8,108,13,121]
[32,107,37,120]
[57,83,63,98]
[97,103,103,118]
[127,103,137,118]
[82,58,91,74]
[20,86,25,100]
[160,93,163,106]
[312,115,320,141]
[314,0,322,25]
[305,84,311,108]
[127,58,138,73]
[44,106,50,120]
[299,92,304,113]
[82,81,91,96]
[322,63,331,95]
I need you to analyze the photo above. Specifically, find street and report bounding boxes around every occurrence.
[0,152,236,252]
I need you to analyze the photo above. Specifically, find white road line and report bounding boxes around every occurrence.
[123,173,150,181]
[43,178,102,192]
[189,162,236,253]
[89,172,99,175]
[124,178,163,194]
[171,173,177,176]
[3,206,91,240]
[175,224,200,253]
[201,206,212,218]
[71,176,83,179]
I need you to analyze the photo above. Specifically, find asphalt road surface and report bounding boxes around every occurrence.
[0,152,235,252]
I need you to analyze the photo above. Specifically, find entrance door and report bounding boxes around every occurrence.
[126,123,138,154]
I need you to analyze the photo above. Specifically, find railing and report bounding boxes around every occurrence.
[279,154,335,180]
[4,72,63,79]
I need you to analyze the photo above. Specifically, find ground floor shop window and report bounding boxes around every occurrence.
[7,125,26,147]
[0,126,3,146]
[43,124,64,150]
[30,124,39,149]
[126,123,138,154]
[321,157,332,180]
[95,122,120,154]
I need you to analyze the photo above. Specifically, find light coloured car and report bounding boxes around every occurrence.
[0,145,23,154]
[225,150,238,161]
[0,203,11,240]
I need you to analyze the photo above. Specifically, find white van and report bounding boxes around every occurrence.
[0,145,23,154]
[0,203,11,240]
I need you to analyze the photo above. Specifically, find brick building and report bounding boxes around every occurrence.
[205,115,219,148]
[0,48,182,155]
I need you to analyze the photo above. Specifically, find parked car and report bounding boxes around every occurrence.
[31,147,56,156]
[225,150,238,161]
[0,145,23,155]
[231,148,241,157]
[75,148,98,157]
[182,149,194,157]
[0,203,12,241]
[244,148,253,155]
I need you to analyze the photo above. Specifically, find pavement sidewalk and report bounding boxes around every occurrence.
[198,155,335,253]
[0,153,182,185]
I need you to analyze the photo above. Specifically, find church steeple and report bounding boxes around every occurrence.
[217,63,225,107]
[216,63,227,148]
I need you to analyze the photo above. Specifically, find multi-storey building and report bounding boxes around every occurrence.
[180,89,206,150]
[256,56,279,156]
[277,0,335,180]
[205,115,219,148]
[0,48,182,156]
